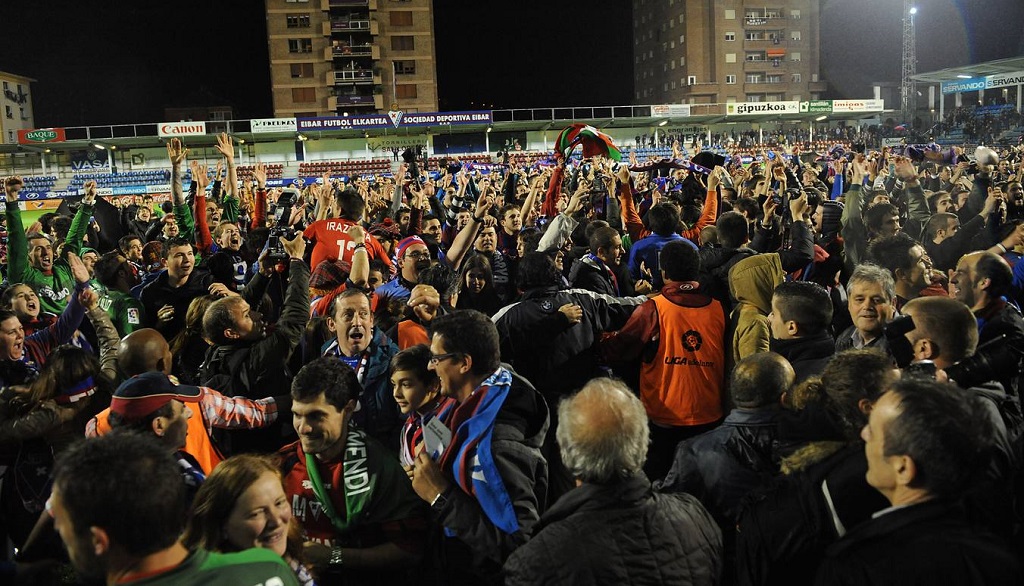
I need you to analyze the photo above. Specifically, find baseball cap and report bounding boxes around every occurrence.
[110,372,203,422]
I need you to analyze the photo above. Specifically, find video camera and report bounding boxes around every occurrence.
[267,188,300,267]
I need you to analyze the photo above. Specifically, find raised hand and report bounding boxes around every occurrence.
[166,138,188,166]
[67,252,91,284]
[214,132,234,163]
[254,163,268,189]
[193,163,210,191]
[5,176,24,202]
[83,180,98,205]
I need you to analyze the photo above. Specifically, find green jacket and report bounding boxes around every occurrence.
[95,285,146,337]
[6,201,91,314]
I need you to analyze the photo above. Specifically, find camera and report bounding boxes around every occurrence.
[267,188,300,267]
[402,147,424,187]
[945,334,1023,389]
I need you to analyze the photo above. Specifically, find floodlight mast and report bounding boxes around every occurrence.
[901,3,918,125]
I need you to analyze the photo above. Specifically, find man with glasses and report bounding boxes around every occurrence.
[377,235,433,303]
[411,309,548,585]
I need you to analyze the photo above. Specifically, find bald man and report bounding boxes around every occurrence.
[950,251,1024,395]
[86,328,285,470]
[504,378,722,585]
[658,352,794,528]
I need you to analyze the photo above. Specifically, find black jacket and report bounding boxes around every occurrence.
[139,268,214,340]
[770,332,836,383]
[430,368,549,586]
[815,500,1021,586]
[504,475,723,586]
[567,255,618,297]
[493,285,641,399]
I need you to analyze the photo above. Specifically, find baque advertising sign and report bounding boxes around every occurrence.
[18,128,66,144]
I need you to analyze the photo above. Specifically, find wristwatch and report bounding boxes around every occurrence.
[328,546,344,567]
[430,489,449,510]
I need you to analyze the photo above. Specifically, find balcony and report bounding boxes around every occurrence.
[325,43,379,60]
[744,15,786,26]
[328,69,375,85]
[744,58,788,70]
[335,94,376,106]
[325,0,369,7]
[745,81,787,93]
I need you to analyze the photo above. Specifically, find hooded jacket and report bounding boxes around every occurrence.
[728,254,785,365]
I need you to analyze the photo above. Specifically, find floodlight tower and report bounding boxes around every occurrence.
[901,4,918,124]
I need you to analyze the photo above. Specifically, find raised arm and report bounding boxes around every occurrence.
[4,176,33,283]
[445,191,494,270]
[64,180,97,257]
[191,161,213,254]
[215,132,238,200]
[252,163,268,229]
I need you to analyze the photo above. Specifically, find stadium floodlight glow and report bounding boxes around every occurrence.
[110,145,117,150]
[297,134,308,141]
[658,120,668,126]
[44,148,51,153]
[909,6,917,14]
[486,126,492,133]
[815,115,828,122]
[92,143,106,150]
[957,74,972,79]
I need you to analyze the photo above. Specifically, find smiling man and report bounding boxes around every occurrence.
[279,357,425,582]
[321,289,401,446]
[5,176,95,314]
[835,264,897,355]
[140,237,213,340]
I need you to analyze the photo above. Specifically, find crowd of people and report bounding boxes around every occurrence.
[0,127,1023,586]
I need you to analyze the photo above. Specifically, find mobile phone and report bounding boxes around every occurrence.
[904,360,937,380]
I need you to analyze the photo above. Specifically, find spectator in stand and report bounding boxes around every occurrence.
[505,377,722,586]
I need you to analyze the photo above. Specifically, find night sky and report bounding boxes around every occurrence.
[2,0,1021,128]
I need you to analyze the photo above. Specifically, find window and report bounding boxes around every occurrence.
[726,75,737,84]
[791,31,801,41]
[285,0,310,3]
[746,52,766,61]
[687,75,697,85]
[679,57,685,66]
[679,34,684,43]
[746,31,763,41]
[1,82,7,91]
[396,83,417,98]
[791,9,801,19]
[792,73,802,83]
[724,32,735,41]
[747,73,763,83]
[4,106,11,119]
[671,81,677,89]
[766,74,783,84]
[290,63,314,78]
[288,38,312,53]
[286,14,310,28]
[724,9,735,19]
[746,94,764,102]
[725,53,736,63]
[19,107,25,119]
[792,95,801,101]
[291,87,316,103]
[812,73,820,82]
[390,11,413,26]
[391,35,414,51]
[791,52,801,62]
[394,60,416,74]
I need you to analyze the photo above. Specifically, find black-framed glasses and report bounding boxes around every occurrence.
[405,250,431,260]
[429,352,460,366]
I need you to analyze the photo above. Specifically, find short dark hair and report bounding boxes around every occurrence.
[883,378,995,500]
[731,352,793,408]
[867,232,919,276]
[773,281,832,335]
[974,251,1012,298]
[864,202,899,235]
[431,310,500,375]
[108,402,175,433]
[0,282,34,308]
[51,215,72,240]
[119,235,142,253]
[335,188,365,221]
[161,236,194,259]
[203,296,243,345]
[53,432,186,557]
[924,212,957,241]
[390,344,437,387]
[588,226,620,257]
[903,296,978,363]
[732,197,760,219]
[716,211,749,248]
[819,349,897,439]
[292,356,360,411]
[646,202,680,236]
[93,251,127,289]
[517,252,562,290]
[659,240,700,282]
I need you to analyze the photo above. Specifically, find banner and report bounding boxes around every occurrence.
[726,101,800,116]
[831,99,884,112]
[367,135,428,151]
[800,100,833,113]
[251,118,297,133]
[158,121,207,137]
[942,70,1024,95]
[297,110,492,131]
[70,149,108,171]
[651,104,691,117]
[18,128,65,144]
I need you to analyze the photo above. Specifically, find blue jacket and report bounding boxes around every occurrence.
[321,327,401,449]
[627,232,695,289]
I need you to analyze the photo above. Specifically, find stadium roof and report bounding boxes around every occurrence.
[911,56,1024,85]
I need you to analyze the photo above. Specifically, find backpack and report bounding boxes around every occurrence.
[198,345,252,398]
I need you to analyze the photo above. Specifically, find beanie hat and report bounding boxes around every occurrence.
[396,235,426,259]
[368,218,401,241]
[310,259,352,292]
